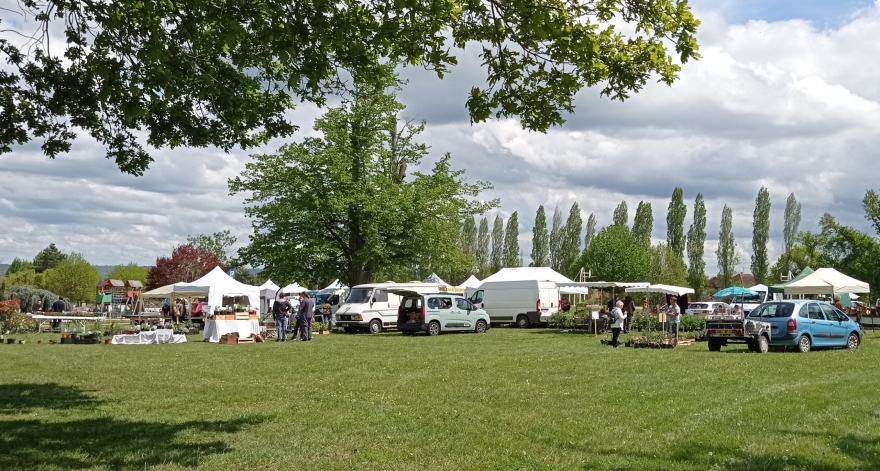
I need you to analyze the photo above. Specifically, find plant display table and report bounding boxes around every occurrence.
[28,314,107,333]
[202,319,261,343]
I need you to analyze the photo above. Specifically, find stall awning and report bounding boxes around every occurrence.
[625,284,694,296]
[783,268,870,296]
[581,282,650,289]
[768,267,814,294]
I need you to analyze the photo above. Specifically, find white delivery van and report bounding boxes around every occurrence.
[468,280,560,328]
[335,282,438,333]
[314,285,349,322]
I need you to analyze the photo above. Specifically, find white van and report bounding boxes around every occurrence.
[468,280,560,328]
[335,282,438,333]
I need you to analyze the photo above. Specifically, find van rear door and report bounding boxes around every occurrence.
[538,282,559,321]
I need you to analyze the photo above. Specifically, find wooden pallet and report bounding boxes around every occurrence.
[676,338,695,346]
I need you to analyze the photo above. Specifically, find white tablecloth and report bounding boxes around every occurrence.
[203,320,261,343]
[112,330,187,345]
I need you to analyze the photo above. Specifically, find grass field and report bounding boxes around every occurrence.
[1,327,879,470]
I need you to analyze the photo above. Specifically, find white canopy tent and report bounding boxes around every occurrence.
[322,279,345,291]
[625,284,694,296]
[783,268,870,296]
[259,280,281,299]
[423,273,452,287]
[141,282,189,299]
[456,275,482,298]
[174,267,260,308]
[582,281,650,289]
[482,267,575,284]
[279,283,308,296]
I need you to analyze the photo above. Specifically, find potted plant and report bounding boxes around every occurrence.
[313,321,325,334]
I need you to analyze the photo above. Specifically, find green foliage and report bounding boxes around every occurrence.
[502,212,520,268]
[33,244,67,274]
[584,213,597,250]
[1,269,43,292]
[818,214,880,298]
[715,205,740,288]
[548,310,576,329]
[612,201,629,228]
[863,189,880,237]
[549,206,564,271]
[187,231,237,265]
[5,258,34,277]
[631,201,653,248]
[667,188,687,259]
[577,225,651,282]
[107,263,148,285]
[531,206,550,267]
[686,193,707,298]
[679,315,706,332]
[476,218,491,278]
[230,81,495,287]
[783,192,802,274]
[560,203,583,277]
[769,230,832,284]
[5,286,60,312]
[631,313,660,332]
[751,187,771,284]
[491,216,505,273]
[651,243,687,286]
[461,217,478,262]
[2,0,700,174]
[41,253,101,303]
[0,298,35,334]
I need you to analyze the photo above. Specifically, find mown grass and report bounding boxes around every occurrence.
[1,328,879,470]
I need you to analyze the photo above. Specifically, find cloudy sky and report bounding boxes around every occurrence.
[1,0,879,275]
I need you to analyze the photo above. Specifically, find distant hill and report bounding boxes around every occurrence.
[0,264,142,279]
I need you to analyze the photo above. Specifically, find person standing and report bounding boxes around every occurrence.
[273,295,292,342]
[610,300,626,348]
[622,296,635,333]
[51,296,65,331]
[668,297,681,346]
[298,291,315,341]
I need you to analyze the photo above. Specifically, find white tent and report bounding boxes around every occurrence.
[280,283,308,296]
[141,282,189,299]
[625,284,694,296]
[423,273,451,287]
[582,281,650,289]
[259,280,281,299]
[783,268,870,296]
[456,275,482,298]
[482,267,574,284]
[322,279,345,291]
[174,266,260,308]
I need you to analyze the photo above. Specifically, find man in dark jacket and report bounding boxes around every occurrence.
[51,297,66,330]
[272,295,292,342]
[297,292,315,341]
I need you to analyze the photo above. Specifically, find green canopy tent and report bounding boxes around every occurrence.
[768,267,814,295]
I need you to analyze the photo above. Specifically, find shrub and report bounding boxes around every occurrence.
[5,285,62,312]
[549,311,575,328]
[680,315,706,332]
[0,298,35,334]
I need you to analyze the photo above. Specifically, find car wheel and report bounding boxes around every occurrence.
[756,335,769,354]
[516,315,530,329]
[475,319,488,333]
[708,340,721,352]
[847,332,860,349]
[797,334,811,353]
[747,342,756,352]
[428,321,441,336]
[368,319,382,334]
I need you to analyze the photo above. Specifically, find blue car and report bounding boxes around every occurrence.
[747,300,862,352]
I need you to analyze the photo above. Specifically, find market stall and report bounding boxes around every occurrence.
[171,267,260,342]
[259,279,281,315]
[783,268,870,296]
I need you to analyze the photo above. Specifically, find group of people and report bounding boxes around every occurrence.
[606,294,682,348]
[161,298,191,323]
[272,292,315,342]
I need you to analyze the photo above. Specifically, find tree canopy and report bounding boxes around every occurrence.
[576,225,651,282]
[33,244,67,273]
[41,253,101,303]
[147,244,222,289]
[230,81,495,287]
[1,0,700,174]
[107,263,149,285]
[531,206,549,267]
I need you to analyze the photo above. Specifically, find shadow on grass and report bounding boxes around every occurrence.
[0,383,101,413]
[0,416,264,470]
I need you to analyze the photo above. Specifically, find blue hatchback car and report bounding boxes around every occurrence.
[746,300,862,352]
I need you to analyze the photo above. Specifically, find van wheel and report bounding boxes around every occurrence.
[475,320,488,334]
[797,335,811,353]
[516,315,530,329]
[368,319,382,334]
[428,321,441,336]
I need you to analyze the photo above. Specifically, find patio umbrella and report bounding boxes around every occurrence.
[713,286,758,298]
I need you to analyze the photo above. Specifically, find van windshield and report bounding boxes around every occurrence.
[346,288,373,304]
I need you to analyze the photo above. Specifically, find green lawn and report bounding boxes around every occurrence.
[1,328,879,470]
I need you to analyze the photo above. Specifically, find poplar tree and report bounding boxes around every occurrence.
[783,193,802,275]
[612,201,629,229]
[491,216,505,273]
[584,213,597,251]
[549,206,564,271]
[503,212,521,268]
[667,187,687,259]
[476,217,491,278]
[686,193,707,297]
[531,206,550,267]
[751,187,771,284]
[716,205,740,288]
[560,202,583,276]
[631,201,654,248]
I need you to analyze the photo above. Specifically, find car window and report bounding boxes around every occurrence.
[819,304,839,321]
[402,297,421,309]
[456,298,471,310]
[438,297,453,310]
[372,290,389,303]
[690,303,707,309]
[470,290,484,304]
[832,308,850,322]
[808,303,825,320]
[750,303,795,318]
[798,304,809,318]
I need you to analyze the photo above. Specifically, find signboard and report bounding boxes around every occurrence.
[591,311,599,320]
[658,312,667,323]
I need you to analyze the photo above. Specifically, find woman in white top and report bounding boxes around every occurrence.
[610,300,627,348]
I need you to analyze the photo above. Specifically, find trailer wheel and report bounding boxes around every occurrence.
[708,340,722,352]
[756,335,769,354]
